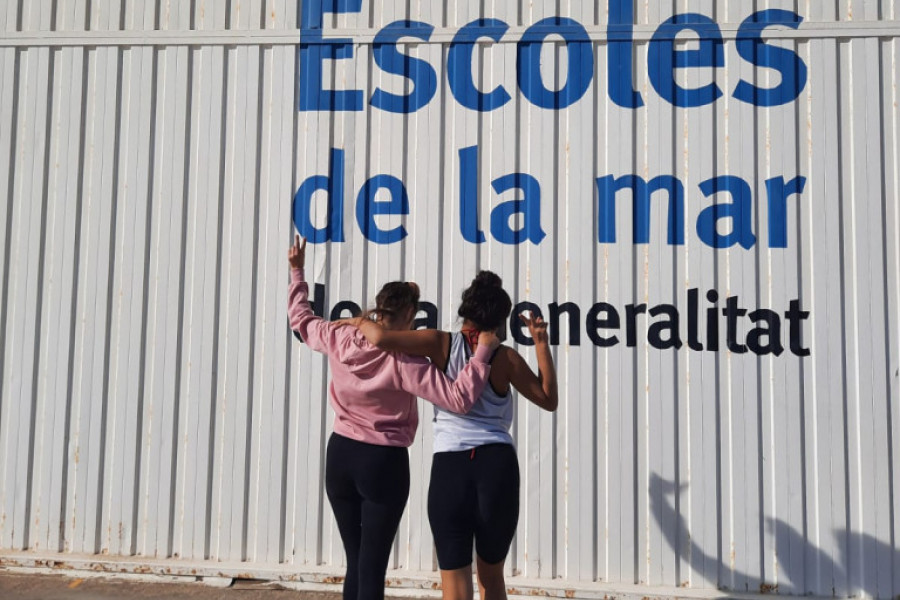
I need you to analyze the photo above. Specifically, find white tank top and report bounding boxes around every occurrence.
[432,332,514,452]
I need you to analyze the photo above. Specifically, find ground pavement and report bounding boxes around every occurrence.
[0,570,377,600]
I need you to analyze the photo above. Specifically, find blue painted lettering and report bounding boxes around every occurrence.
[448,19,512,112]
[356,174,410,244]
[648,14,724,108]
[293,148,346,242]
[734,10,807,107]
[298,0,364,111]
[596,175,686,245]
[696,176,757,249]
[517,18,594,110]
[371,21,437,113]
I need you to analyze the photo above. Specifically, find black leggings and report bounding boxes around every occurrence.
[428,443,520,570]
[325,433,410,600]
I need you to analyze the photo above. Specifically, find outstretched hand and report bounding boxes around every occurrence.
[519,311,548,345]
[288,234,306,269]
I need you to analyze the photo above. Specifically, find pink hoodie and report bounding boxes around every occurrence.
[288,269,492,447]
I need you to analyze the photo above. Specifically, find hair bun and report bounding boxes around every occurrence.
[457,270,512,331]
[473,270,502,289]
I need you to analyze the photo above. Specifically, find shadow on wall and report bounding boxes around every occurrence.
[649,474,898,599]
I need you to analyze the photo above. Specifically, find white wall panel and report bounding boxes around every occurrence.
[1,2,899,598]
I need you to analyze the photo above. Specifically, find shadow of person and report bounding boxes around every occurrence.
[649,473,898,598]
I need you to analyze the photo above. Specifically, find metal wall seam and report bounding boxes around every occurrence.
[4,0,900,33]
[887,35,900,596]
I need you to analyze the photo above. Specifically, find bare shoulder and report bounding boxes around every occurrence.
[490,345,519,373]
[496,345,524,366]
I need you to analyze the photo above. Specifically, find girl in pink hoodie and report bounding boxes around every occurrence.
[288,236,499,600]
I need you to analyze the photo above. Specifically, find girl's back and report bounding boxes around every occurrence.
[434,332,515,452]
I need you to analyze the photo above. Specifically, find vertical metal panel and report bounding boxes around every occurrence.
[1,1,899,598]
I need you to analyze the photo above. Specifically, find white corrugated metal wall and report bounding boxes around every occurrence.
[1,1,898,597]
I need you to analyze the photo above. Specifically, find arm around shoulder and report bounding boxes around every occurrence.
[397,331,499,414]
[356,323,448,364]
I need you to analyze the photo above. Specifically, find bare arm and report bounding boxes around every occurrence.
[355,319,448,366]
[507,313,558,411]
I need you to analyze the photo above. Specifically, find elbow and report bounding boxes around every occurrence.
[288,317,301,337]
[289,314,307,337]
[527,392,557,412]
[541,389,559,412]
[370,330,387,348]
[288,308,315,340]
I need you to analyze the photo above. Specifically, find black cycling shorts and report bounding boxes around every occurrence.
[427,443,520,570]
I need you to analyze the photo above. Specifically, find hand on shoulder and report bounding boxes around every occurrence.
[478,330,501,353]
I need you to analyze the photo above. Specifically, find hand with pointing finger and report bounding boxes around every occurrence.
[288,234,307,270]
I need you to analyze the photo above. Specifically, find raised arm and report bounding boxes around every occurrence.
[507,313,558,411]
[356,319,448,365]
[397,331,500,414]
[287,235,335,353]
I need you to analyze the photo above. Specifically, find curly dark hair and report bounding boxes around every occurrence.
[457,270,511,331]
[373,281,420,321]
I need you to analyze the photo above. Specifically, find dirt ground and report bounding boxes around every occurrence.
[0,570,355,600]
